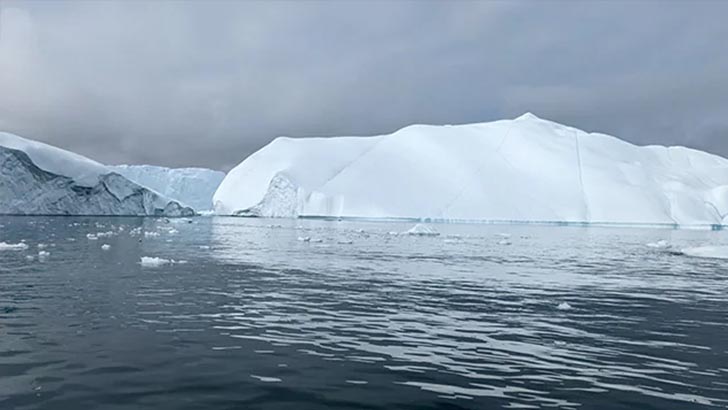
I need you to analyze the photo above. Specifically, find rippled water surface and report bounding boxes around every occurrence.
[1,216,727,410]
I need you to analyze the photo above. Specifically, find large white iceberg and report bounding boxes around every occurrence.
[0,132,194,216]
[213,113,728,227]
[109,165,224,211]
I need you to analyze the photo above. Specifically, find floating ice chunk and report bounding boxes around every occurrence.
[144,231,160,238]
[38,250,50,259]
[140,256,171,267]
[25,255,35,261]
[297,236,311,242]
[345,380,369,385]
[101,244,111,251]
[557,302,572,310]
[37,243,47,249]
[405,224,439,237]
[140,256,187,267]
[497,239,512,246]
[96,231,114,238]
[250,375,282,383]
[338,239,354,245]
[129,227,142,236]
[0,242,28,251]
[167,228,179,235]
[199,245,210,250]
[681,246,728,260]
[646,240,670,249]
[86,233,98,240]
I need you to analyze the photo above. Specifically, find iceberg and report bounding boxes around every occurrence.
[213,113,728,227]
[109,165,224,211]
[0,132,194,216]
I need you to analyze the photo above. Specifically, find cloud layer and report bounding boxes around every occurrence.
[1,0,727,170]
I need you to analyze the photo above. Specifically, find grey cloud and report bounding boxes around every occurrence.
[1,0,727,171]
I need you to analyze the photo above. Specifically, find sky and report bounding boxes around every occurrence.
[1,0,727,171]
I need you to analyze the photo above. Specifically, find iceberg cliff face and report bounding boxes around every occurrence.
[0,132,194,216]
[109,165,224,211]
[213,114,728,226]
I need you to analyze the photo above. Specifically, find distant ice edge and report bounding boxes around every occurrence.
[227,214,726,231]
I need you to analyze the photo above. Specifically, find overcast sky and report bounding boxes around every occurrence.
[1,0,727,171]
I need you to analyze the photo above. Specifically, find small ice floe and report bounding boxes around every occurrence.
[0,242,29,251]
[167,228,179,235]
[387,231,399,236]
[681,246,728,260]
[140,256,171,267]
[129,227,142,236]
[25,255,35,261]
[338,239,354,245]
[404,224,440,237]
[38,251,50,260]
[144,231,160,238]
[557,302,572,310]
[96,231,114,238]
[86,233,98,240]
[199,245,210,250]
[297,236,311,242]
[497,239,512,246]
[646,240,670,249]
[345,380,369,385]
[37,243,47,249]
[250,375,282,383]
[140,256,186,267]
[267,224,283,229]
[101,244,111,251]
[310,238,323,243]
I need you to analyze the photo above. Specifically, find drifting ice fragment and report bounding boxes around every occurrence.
[101,244,111,251]
[140,256,171,267]
[405,224,440,237]
[646,240,670,249]
[557,302,572,310]
[681,246,728,260]
[0,242,28,251]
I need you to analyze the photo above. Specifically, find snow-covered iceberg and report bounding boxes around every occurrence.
[213,113,728,227]
[0,132,194,216]
[109,165,224,211]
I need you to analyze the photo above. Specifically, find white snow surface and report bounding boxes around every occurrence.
[0,132,107,187]
[110,165,224,211]
[214,113,728,226]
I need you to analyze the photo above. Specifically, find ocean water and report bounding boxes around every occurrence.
[1,216,727,410]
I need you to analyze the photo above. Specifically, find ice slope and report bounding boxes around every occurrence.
[110,165,224,211]
[213,113,728,226]
[0,132,194,216]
